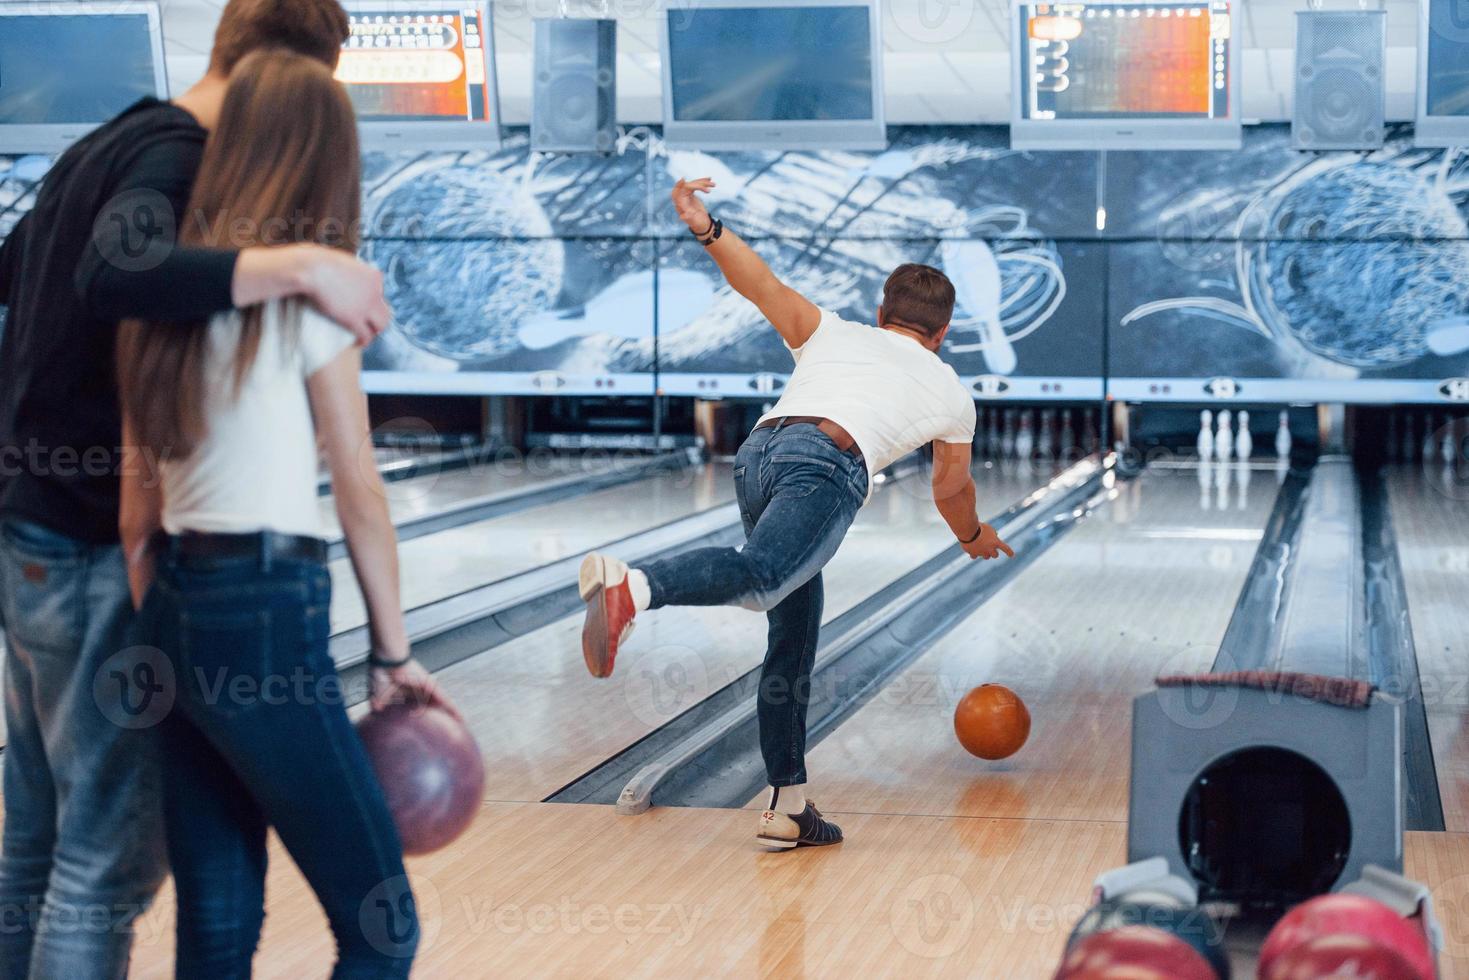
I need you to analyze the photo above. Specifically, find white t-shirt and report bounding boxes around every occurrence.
[757,309,977,500]
[161,301,354,539]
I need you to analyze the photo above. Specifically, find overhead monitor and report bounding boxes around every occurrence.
[0,2,168,155]
[1011,0,1241,151]
[337,2,501,150]
[1417,0,1469,147]
[660,0,886,150]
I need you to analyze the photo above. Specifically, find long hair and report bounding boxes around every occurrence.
[118,49,361,458]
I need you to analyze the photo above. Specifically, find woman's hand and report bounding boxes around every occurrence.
[370,657,461,719]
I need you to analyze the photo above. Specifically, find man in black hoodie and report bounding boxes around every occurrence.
[0,2,386,975]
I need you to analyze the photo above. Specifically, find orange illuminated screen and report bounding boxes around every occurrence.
[1020,2,1230,119]
[336,10,494,122]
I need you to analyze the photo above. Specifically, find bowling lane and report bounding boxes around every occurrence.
[423,459,1061,803]
[329,461,734,634]
[769,462,1275,823]
[1386,464,1469,832]
[316,451,643,537]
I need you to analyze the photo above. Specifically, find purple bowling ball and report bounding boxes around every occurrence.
[356,702,485,855]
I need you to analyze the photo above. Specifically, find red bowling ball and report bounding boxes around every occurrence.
[1261,933,1423,980]
[1052,926,1219,980]
[1259,893,1435,980]
[356,701,485,855]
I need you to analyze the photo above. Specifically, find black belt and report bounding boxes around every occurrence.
[157,530,328,567]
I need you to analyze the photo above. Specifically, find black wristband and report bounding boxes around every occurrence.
[961,523,986,545]
[369,651,411,669]
[694,217,723,247]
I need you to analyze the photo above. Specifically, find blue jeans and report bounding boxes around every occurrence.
[142,548,417,979]
[640,423,868,787]
[0,519,167,980]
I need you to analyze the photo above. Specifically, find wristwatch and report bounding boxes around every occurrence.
[692,215,723,247]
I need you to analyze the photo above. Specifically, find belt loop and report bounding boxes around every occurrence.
[772,416,789,435]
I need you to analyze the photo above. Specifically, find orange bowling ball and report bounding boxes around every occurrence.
[954,684,1031,760]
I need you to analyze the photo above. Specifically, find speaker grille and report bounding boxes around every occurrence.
[532,19,617,153]
[1293,11,1386,151]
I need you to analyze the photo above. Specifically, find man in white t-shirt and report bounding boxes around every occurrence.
[578,177,1014,849]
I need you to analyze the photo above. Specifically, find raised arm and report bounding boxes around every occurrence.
[932,440,1013,561]
[78,139,391,343]
[672,178,820,350]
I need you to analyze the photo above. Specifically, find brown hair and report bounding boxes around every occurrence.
[880,263,956,338]
[118,50,361,458]
[209,0,350,75]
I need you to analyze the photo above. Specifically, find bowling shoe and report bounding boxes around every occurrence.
[579,552,638,678]
[756,802,844,850]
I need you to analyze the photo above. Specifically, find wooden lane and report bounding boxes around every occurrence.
[421,463,1057,805]
[316,452,629,536]
[126,802,1469,980]
[329,462,735,634]
[1388,465,1469,832]
[762,464,1275,824]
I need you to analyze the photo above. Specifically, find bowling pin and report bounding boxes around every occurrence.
[1084,409,1101,454]
[1014,411,1035,460]
[1275,410,1293,461]
[1214,456,1231,510]
[1423,413,1438,462]
[1059,410,1077,458]
[1198,459,1213,511]
[1215,409,1233,463]
[1235,410,1253,460]
[1037,409,1055,461]
[1196,409,1215,460]
[1001,410,1017,459]
[1444,416,1461,466]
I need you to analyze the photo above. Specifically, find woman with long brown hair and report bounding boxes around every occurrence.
[118,49,439,978]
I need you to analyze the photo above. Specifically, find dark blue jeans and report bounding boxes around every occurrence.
[0,519,166,980]
[640,423,868,787]
[143,550,417,979]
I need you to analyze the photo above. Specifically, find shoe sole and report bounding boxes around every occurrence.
[579,554,612,679]
[755,833,842,850]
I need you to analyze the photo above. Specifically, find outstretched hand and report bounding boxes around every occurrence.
[962,523,1015,561]
[671,178,715,234]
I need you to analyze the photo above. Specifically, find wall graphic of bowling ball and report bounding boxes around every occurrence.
[1247,162,1469,368]
[364,161,565,361]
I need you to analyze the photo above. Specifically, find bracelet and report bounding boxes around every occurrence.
[693,217,723,247]
[960,524,986,545]
[369,651,411,669]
